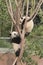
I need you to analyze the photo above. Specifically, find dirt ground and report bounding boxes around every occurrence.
[0,53,43,65]
[0,53,15,65]
[31,55,43,65]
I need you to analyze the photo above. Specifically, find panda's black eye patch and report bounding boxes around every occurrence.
[11,36,21,44]
[9,33,11,36]
[14,33,17,36]
[21,17,23,19]
[14,33,16,35]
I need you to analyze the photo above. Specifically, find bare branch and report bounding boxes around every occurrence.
[9,0,13,16]
[19,0,25,17]
[6,0,11,16]
[42,0,43,2]
[18,0,29,61]
[18,0,43,61]
[22,1,25,16]
[15,0,18,7]
[10,22,13,33]
[6,0,16,24]
[6,0,22,36]
[28,0,43,21]
[15,0,24,19]
[12,57,18,65]
[26,0,29,17]
[15,0,21,17]
[32,0,43,20]
[19,38,25,60]
[5,1,43,65]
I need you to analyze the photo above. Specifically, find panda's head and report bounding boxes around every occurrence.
[10,31,18,38]
[10,31,21,44]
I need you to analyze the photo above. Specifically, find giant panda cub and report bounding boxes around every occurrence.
[20,16,34,37]
[10,31,21,57]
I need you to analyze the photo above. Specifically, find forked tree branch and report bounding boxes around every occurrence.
[15,0,25,18]
[19,0,43,61]
[28,0,43,21]
[6,0,16,24]
[32,0,43,20]
[9,0,13,16]
[5,0,43,65]
[19,0,29,61]
[6,0,22,36]
[19,0,23,17]
[15,0,18,7]
[15,0,22,20]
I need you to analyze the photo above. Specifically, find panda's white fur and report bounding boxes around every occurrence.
[10,31,21,57]
[25,18,34,33]
[12,43,20,52]
[20,16,34,36]
[11,31,18,38]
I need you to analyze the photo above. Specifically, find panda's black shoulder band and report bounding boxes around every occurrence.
[21,19,26,29]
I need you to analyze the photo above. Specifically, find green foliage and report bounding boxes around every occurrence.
[0,39,12,48]
[0,0,12,36]
[22,35,43,65]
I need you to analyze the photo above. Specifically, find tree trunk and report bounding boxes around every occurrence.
[16,38,26,65]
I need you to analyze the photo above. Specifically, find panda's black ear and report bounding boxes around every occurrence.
[9,31,11,36]
[9,33,11,36]
[21,17,23,19]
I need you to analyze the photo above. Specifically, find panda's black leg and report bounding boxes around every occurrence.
[15,49,21,57]
[14,49,21,65]
[25,32,30,37]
